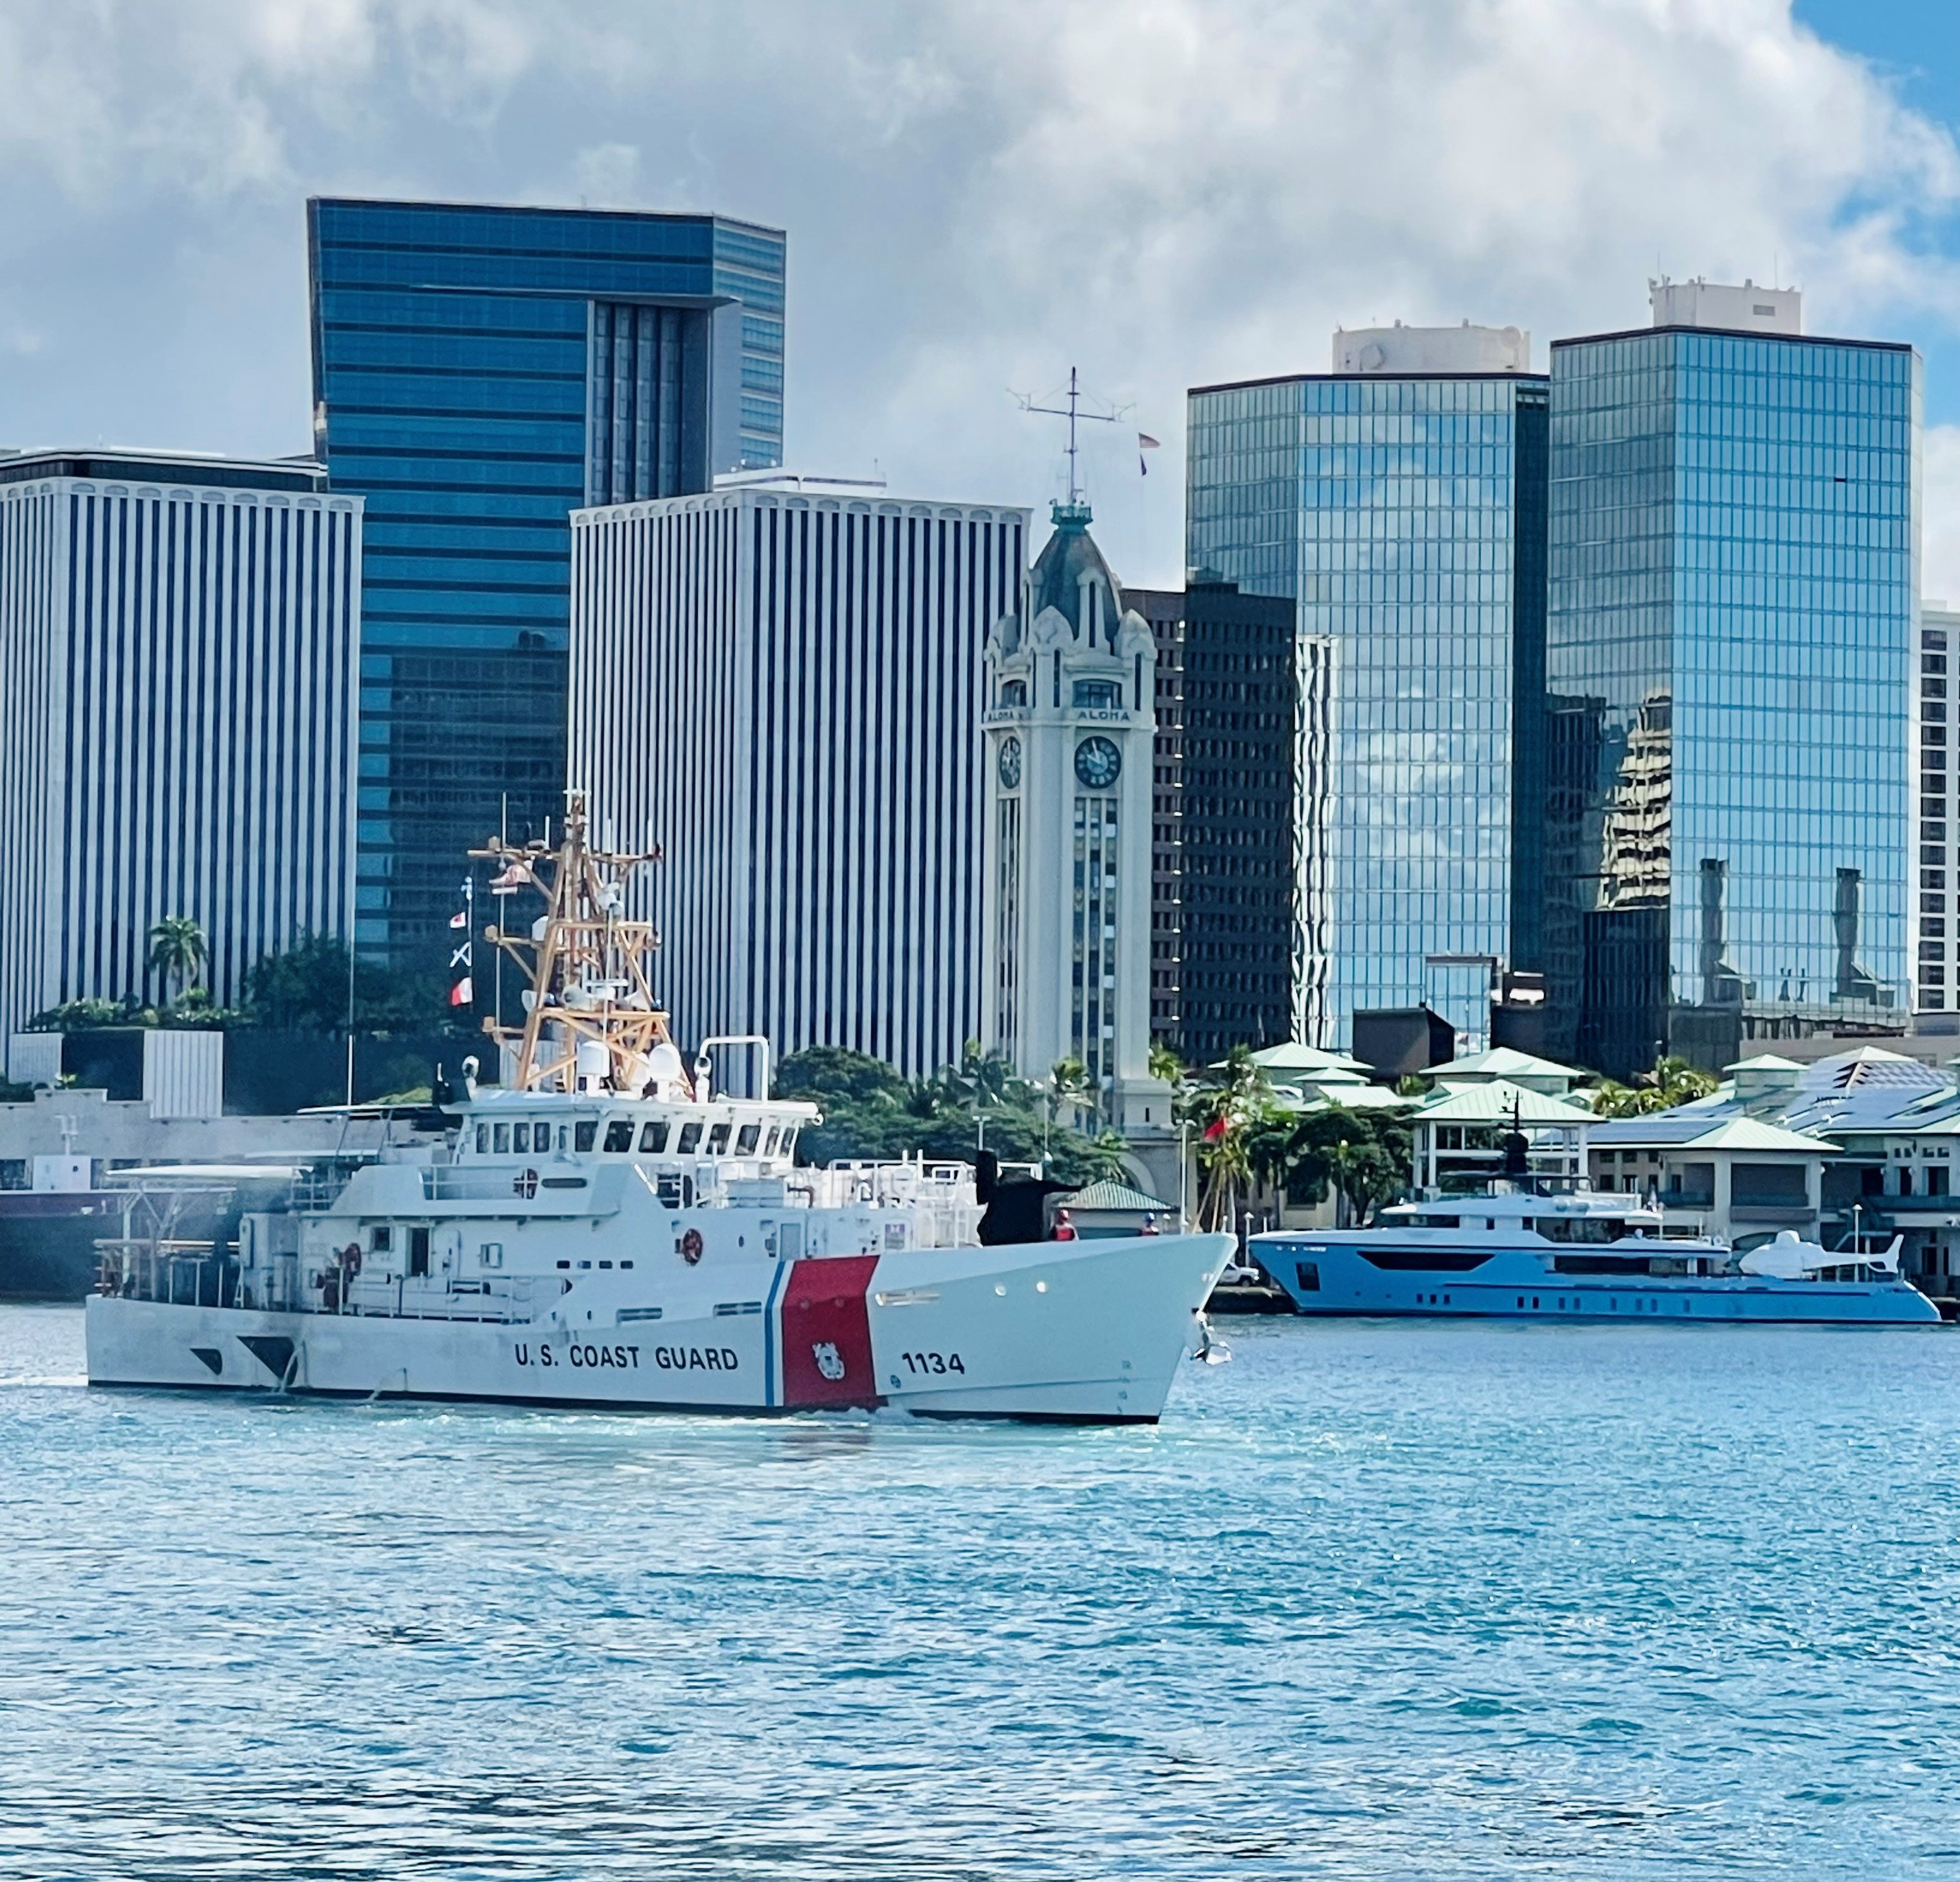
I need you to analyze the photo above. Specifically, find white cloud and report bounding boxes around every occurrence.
[0,0,1955,580]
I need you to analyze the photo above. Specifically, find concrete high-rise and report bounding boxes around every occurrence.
[0,449,362,1035]
[568,477,1025,1079]
[1544,283,1917,1076]
[1186,324,1549,1052]
[307,198,786,974]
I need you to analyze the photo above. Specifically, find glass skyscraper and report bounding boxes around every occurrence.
[1187,349,1548,1051]
[1545,310,1916,1077]
[307,198,786,968]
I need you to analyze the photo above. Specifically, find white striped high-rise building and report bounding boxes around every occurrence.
[568,477,1029,1078]
[0,449,363,1036]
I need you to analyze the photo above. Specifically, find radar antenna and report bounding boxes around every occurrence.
[471,790,691,1098]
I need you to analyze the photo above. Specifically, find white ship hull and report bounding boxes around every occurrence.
[87,1232,1232,1424]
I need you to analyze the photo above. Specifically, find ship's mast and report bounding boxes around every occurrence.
[471,790,690,1097]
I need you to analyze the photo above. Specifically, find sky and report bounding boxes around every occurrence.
[2,0,1959,591]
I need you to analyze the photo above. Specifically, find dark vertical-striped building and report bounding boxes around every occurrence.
[568,480,1027,1077]
[0,449,362,1036]
[1129,576,1298,1064]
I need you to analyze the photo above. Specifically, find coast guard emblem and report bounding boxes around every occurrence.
[813,1341,846,1382]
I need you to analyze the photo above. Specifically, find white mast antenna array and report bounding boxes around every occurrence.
[1014,367,1128,505]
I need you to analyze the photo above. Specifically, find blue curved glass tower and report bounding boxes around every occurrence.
[307,197,786,969]
[1544,314,1917,1077]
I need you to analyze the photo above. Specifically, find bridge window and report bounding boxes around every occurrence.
[474,1125,489,1154]
[707,1123,732,1155]
[603,1120,635,1153]
[493,1123,510,1153]
[512,1123,530,1153]
[736,1123,760,1154]
[675,1121,703,1155]
[575,1120,598,1153]
[639,1120,670,1153]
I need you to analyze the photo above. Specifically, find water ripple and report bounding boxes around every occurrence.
[5,1306,1960,1877]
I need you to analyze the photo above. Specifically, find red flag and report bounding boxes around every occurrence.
[449,909,467,930]
[449,976,474,1007]
[1202,1116,1228,1144]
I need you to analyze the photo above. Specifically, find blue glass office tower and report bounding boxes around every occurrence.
[1544,317,1916,1077]
[307,198,786,967]
[1186,362,1549,1050]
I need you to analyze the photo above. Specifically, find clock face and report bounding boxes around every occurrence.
[998,735,1022,790]
[1074,735,1121,790]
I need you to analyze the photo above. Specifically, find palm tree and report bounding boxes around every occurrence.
[147,915,208,1004]
[1185,1045,1270,1233]
[1043,1056,1093,1151]
[1148,1040,1185,1087]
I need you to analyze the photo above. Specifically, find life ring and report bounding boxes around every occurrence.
[513,1167,539,1200]
[679,1226,704,1265]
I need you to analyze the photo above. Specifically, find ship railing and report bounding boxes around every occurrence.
[95,1238,242,1310]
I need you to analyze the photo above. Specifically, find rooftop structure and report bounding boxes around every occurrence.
[1649,276,1801,336]
[1331,321,1532,374]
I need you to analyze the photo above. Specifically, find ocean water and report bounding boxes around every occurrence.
[4,1307,1960,1880]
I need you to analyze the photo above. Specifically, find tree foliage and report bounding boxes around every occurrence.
[1590,1055,1718,1118]
[773,1041,1132,1188]
[146,915,207,999]
[27,934,467,1037]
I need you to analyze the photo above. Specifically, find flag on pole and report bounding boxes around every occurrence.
[449,976,474,1007]
[1138,432,1161,475]
[450,943,471,970]
[449,908,467,930]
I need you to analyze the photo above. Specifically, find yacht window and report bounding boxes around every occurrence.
[371,1226,392,1253]
[1295,1262,1320,1293]
[707,1123,732,1155]
[599,1260,613,1269]
[603,1120,635,1154]
[511,1123,530,1154]
[639,1120,670,1153]
[781,1128,798,1160]
[761,1127,780,1157]
[736,1124,760,1155]
[620,1260,634,1270]
[409,1228,430,1278]
[493,1123,510,1153]
[575,1120,598,1153]
[474,1125,489,1155]
[677,1122,703,1155]
[556,1260,570,1270]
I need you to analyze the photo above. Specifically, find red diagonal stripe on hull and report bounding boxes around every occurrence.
[780,1256,883,1409]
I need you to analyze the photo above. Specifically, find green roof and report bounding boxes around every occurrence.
[1058,1179,1172,1213]
[1414,1078,1596,1125]
[1441,1046,1584,1081]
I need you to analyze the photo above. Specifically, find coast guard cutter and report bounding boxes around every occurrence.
[86,797,1231,1422]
